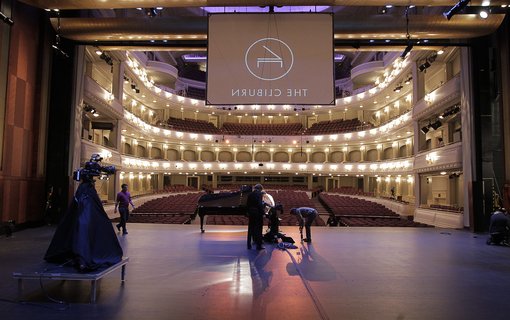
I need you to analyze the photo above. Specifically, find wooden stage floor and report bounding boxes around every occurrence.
[1,223,510,320]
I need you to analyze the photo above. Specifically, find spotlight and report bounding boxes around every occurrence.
[393,85,403,93]
[443,0,471,20]
[0,11,14,26]
[430,120,442,130]
[479,10,489,19]
[83,105,97,114]
[418,61,431,72]
[99,52,113,66]
[421,126,430,134]
[145,8,158,17]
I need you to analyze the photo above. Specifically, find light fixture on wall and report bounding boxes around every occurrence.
[430,120,442,130]
[418,61,431,72]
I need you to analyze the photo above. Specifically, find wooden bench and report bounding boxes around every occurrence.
[12,257,129,303]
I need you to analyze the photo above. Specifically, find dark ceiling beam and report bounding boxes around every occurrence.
[50,14,505,43]
[19,0,510,10]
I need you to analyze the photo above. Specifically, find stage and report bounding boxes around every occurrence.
[1,223,510,319]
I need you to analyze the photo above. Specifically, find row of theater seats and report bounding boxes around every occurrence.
[133,192,203,214]
[113,214,193,224]
[270,190,315,211]
[205,214,326,227]
[153,185,197,194]
[163,117,222,134]
[184,87,206,100]
[319,194,398,217]
[304,118,369,135]
[126,189,431,228]
[221,122,304,136]
[328,187,374,197]
[320,193,431,227]
[338,217,431,227]
[155,118,372,136]
[207,184,310,192]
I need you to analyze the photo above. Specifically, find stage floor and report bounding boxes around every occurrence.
[1,223,510,320]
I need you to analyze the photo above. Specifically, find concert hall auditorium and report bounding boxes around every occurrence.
[1,1,510,319]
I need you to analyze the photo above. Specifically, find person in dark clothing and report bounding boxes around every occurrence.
[246,184,266,250]
[326,213,339,227]
[114,184,135,235]
[290,207,318,243]
[487,208,510,245]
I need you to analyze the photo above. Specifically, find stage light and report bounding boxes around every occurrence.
[443,0,471,20]
[479,10,489,19]
[145,8,158,17]
[430,120,442,130]
[99,52,113,66]
[418,61,431,72]
[0,11,14,25]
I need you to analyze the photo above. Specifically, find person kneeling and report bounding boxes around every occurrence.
[487,208,510,245]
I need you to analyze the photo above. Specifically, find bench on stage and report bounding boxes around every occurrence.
[12,257,129,303]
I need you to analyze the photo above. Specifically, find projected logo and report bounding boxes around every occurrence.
[244,38,294,81]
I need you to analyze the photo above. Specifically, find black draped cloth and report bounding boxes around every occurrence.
[44,181,123,271]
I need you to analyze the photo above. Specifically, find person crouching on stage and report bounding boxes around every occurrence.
[290,207,318,243]
[246,184,266,250]
[488,208,510,245]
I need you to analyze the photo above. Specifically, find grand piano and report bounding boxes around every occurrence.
[195,185,252,232]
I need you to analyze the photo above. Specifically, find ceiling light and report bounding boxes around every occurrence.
[479,10,489,19]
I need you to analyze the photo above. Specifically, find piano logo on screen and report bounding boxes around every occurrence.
[244,38,294,81]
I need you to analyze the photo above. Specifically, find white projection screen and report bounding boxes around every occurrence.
[206,13,334,105]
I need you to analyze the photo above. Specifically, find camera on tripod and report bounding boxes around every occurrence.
[73,154,115,181]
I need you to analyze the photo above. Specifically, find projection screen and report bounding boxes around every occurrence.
[206,13,334,105]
